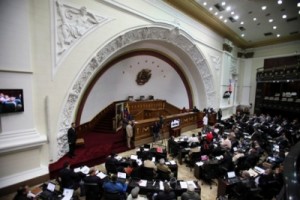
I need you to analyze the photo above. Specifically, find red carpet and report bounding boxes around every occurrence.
[49,130,128,179]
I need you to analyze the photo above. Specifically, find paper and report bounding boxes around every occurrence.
[117,172,126,179]
[180,181,187,189]
[74,167,81,173]
[248,168,258,177]
[165,162,170,165]
[169,160,176,165]
[159,181,164,190]
[96,172,107,179]
[254,166,265,174]
[186,181,197,188]
[144,148,149,151]
[47,182,56,192]
[130,155,138,160]
[139,179,147,187]
[152,157,156,162]
[116,156,122,161]
[81,166,90,174]
[227,171,236,178]
[196,161,204,166]
[62,188,73,200]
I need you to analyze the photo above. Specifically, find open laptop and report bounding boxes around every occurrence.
[227,171,239,184]
[39,182,57,199]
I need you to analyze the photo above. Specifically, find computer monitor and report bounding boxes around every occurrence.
[227,171,236,179]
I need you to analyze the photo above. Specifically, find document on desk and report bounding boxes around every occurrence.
[130,154,138,160]
[186,180,197,188]
[195,161,204,166]
[159,181,165,190]
[169,160,176,165]
[144,148,149,151]
[248,168,258,177]
[62,189,73,200]
[116,155,122,161]
[80,166,90,174]
[96,172,107,179]
[139,179,147,187]
[179,181,187,189]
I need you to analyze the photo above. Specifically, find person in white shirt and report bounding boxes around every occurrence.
[203,114,208,131]
[127,186,147,200]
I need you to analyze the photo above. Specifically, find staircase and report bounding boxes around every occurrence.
[91,109,115,133]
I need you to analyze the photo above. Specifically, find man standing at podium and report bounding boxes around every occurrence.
[68,122,77,158]
[152,121,161,142]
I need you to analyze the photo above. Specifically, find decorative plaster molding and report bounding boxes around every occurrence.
[210,55,221,71]
[56,26,217,160]
[0,129,47,154]
[53,0,111,74]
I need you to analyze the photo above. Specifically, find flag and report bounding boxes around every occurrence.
[124,103,130,119]
[228,79,232,93]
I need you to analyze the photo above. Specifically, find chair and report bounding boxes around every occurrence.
[156,169,170,181]
[201,162,218,189]
[103,190,123,200]
[187,151,201,171]
[140,166,156,181]
[130,166,142,179]
[84,182,101,200]
[105,162,118,175]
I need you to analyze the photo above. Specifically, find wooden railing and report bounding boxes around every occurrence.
[133,112,203,147]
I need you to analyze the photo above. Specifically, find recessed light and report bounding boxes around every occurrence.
[214,12,218,15]
[234,15,239,20]
[203,2,207,6]
[273,26,277,29]
[253,18,257,21]
[278,0,282,5]
[240,21,244,25]
[262,6,267,10]
[221,1,226,6]
[241,34,245,37]
[226,6,231,11]
[298,2,300,7]
[282,14,287,18]
[224,19,228,23]
[269,19,273,23]
[209,7,213,11]
[219,15,223,19]
[277,34,280,37]
[231,11,235,15]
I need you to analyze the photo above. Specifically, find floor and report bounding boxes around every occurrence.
[2,128,218,200]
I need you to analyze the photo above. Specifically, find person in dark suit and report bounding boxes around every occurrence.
[83,168,103,200]
[68,122,77,158]
[58,162,80,190]
[13,185,30,200]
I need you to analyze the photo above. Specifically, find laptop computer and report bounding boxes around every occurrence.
[39,182,57,199]
[227,171,239,184]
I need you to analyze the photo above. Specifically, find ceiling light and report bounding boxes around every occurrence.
[209,7,213,11]
[221,2,226,6]
[224,19,228,23]
[214,12,219,15]
[240,21,244,25]
[231,11,235,15]
[278,0,282,5]
[277,34,280,37]
[253,18,257,21]
[262,6,267,10]
[282,14,287,18]
[219,15,223,19]
[226,6,231,11]
[298,2,300,7]
[203,2,207,6]
[269,19,273,23]
[241,34,245,37]
[273,26,277,29]
[234,15,239,20]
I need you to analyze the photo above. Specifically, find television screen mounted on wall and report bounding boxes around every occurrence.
[0,89,24,114]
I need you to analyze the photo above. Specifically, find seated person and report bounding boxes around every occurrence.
[205,131,214,143]
[184,142,200,164]
[220,135,232,150]
[143,155,157,171]
[105,152,123,173]
[127,186,147,200]
[83,167,102,187]
[83,168,103,199]
[181,183,200,200]
[103,174,127,196]
[58,162,81,190]
[13,185,30,200]
[156,158,173,179]
[153,182,176,200]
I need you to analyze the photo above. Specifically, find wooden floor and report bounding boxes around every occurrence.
[2,128,218,200]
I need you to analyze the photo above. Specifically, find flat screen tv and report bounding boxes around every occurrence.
[170,119,180,128]
[0,89,24,114]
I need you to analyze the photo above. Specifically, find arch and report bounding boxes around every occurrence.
[56,25,216,159]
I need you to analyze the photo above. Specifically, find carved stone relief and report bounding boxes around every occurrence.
[56,26,217,159]
[210,55,221,71]
[54,0,109,70]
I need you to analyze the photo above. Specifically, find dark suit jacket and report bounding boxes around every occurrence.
[68,128,77,144]
[59,168,79,189]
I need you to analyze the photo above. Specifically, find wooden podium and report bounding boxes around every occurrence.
[170,127,181,137]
